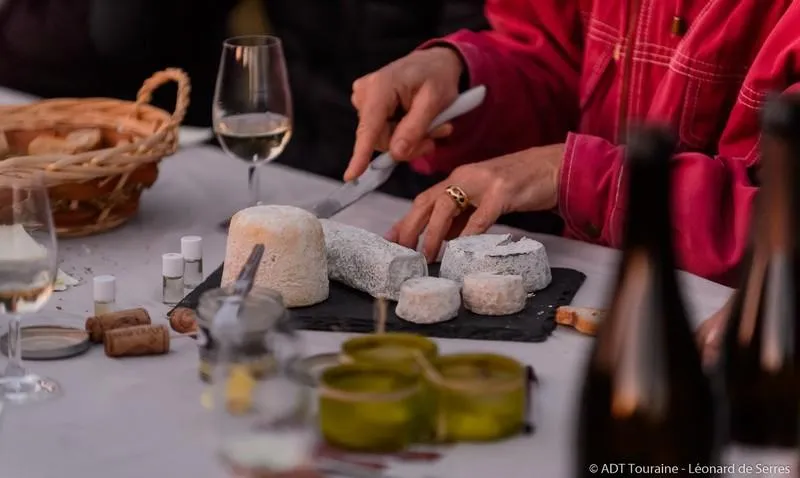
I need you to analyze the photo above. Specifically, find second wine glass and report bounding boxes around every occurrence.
[213,35,293,229]
[0,175,61,403]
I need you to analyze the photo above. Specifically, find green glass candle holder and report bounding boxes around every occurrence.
[318,363,428,452]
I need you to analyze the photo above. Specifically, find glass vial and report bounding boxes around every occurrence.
[181,235,204,289]
[93,275,116,316]
[162,253,185,305]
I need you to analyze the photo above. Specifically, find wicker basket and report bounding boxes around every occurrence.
[0,69,191,237]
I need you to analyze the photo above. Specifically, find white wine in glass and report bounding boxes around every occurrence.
[0,175,61,403]
[213,35,293,229]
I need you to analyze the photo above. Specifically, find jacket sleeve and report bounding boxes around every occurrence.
[560,6,800,285]
[411,0,583,175]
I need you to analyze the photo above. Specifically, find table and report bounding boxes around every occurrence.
[0,89,733,478]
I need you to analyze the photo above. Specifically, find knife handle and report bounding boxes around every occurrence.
[428,85,487,131]
[368,85,487,172]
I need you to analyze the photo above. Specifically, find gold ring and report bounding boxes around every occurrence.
[445,185,470,211]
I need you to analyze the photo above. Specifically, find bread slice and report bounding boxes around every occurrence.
[0,131,9,158]
[555,306,605,336]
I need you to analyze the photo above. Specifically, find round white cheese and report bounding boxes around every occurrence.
[222,205,329,307]
[395,277,460,324]
[462,272,526,316]
[439,234,551,292]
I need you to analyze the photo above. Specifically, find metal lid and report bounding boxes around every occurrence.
[0,326,90,360]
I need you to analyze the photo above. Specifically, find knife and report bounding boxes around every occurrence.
[309,85,487,219]
[211,244,265,335]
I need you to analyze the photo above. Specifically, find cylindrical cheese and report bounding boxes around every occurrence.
[440,234,551,292]
[320,219,427,301]
[104,325,170,357]
[462,272,527,316]
[85,308,151,343]
[395,277,460,324]
[222,205,329,307]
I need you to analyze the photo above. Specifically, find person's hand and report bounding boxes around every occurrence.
[696,295,734,367]
[345,47,464,181]
[387,143,565,262]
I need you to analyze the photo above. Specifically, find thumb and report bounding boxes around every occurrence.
[390,83,452,161]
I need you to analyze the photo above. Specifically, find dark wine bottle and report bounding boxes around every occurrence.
[720,94,800,469]
[575,126,720,477]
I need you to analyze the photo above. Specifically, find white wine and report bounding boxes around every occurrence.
[576,127,720,477]
[219,430,315,477]
[0,265,54,314]
[0,223,55,313]
[216,112,292,163]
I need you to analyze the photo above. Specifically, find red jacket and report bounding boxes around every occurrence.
[412,0,800,285]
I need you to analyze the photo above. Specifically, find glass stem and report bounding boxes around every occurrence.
[5,314,24,377]
[248,164,260,207]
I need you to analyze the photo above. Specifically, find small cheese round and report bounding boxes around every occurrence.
[222,205,329,307]
[462,272,526,316]
[395,277,460,324]
[440,234,551,292]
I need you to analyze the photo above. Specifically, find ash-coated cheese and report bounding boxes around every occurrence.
[395,277,461,324]
[462,272,526,316]
[222,205,329,308]
[439,234,551,292]
[320,219,427,300]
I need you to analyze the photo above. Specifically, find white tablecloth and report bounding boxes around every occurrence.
[0,88,733,478]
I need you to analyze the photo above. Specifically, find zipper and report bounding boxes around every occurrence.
[616,0,642,143]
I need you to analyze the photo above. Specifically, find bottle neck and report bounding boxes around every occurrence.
[620,166,675,263]
[756,135,800,257]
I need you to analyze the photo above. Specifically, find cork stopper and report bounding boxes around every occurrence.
[104,325,170,358]
[169,307,197,335]
[85,308,151,343]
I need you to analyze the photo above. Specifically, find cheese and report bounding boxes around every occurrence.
[395,277,460,324]
[462,272,526,316]
[222,205,329,308]
[320,219,427,300]
[439,234,551,292]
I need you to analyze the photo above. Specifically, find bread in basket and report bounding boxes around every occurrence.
[0,68,190,237]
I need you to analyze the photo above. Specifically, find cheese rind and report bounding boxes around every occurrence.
[321,220,427,300]
[440,234,551,292]
[462,272,526,316]
[222,205,329,307]
[395,277,460,324]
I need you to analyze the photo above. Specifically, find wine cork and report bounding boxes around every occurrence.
[104,325,170,358]
[85,308,151,343]
[169,307,197,335]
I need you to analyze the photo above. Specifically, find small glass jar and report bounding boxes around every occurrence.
[430,353,527,443]
[318,363,427,452]
[196,287,292,383]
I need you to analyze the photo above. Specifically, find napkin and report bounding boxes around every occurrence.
[54,269,79,291]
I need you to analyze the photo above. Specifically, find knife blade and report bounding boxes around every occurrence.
[309,85,487,219]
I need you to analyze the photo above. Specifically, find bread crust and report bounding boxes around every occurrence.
[555,306,605,336]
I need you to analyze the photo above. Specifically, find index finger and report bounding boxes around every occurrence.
[346,78,396,181]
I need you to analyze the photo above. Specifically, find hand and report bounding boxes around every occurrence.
[695,295,734,367]
[345,47,464,181]
[387,144,565,262]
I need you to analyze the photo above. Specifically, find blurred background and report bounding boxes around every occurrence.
[0,0,487,189]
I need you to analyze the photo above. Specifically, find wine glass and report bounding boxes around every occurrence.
[0,175,61,403]
[213,35,293,230]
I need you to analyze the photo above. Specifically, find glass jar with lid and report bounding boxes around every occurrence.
[196,287,298,383]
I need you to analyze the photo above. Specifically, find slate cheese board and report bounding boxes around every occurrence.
[172,263,585,343]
